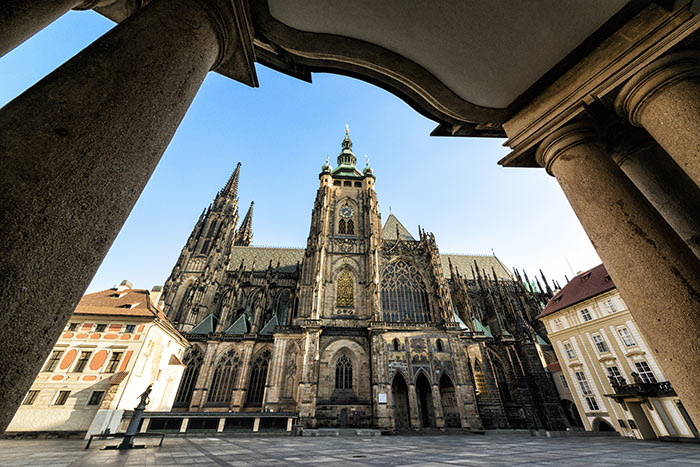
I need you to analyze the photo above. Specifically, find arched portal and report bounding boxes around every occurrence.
[439,373,460,427]
[415,372,434,428]
[391,373,411,429]
[561,399,583,428]
[594,418,616,432]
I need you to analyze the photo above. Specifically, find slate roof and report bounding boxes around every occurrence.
[537,263,614,319]
[75,288,167,320]
[230,246,304,272]
[441,254,512,281]
[190,314,218,334]
[382,214,416,241]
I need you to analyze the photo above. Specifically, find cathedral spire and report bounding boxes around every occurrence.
[337,126,357,167]
[221,162,241,197]
[234,201,254,246]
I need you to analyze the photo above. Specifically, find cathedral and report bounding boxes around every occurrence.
[160,130,567,431]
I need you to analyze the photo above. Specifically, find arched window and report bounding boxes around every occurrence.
[176,285,195,323]
[336,271,354,307]
[380,260,430,322]
[246,350,270,407]
[436,339,444,352]
[335,354,353,389]
[473,359,488,396]
[491,357,511,402]
[276,290,291,325]
[393,338,401,351]
[338,219,347,234]
[174,348,204,407]
[346,219,354,235]
[207,350,239,405]
[207,220,217,237]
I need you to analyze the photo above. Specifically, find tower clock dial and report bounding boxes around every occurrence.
[340,205,353,218]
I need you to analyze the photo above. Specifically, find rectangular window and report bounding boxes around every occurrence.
[604,299,618,314]
[618,419,627,428]
[67,323,79,332]
[43,350,64,372]
[617,327,636,347]
[563,342,576,360]
[593,335,609,353]
[125,324,136,333]
[95,324,106,332]
[54,390,71,406]
[628,419,638,429]
[23,390,40,405]
[559,374,569,389]
[575,371,592,395]
[580,308,592,322]
[585,396,599,411]
[553,318,563,331]
[73,351,92,373]
[105,352,123,373]
[87,391,104,406]
[607,366,625,386]
[635,362,657,383]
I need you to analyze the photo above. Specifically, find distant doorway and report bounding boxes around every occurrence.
[339,409,348,427]
[594,418,616,432]
[391,374,411,429]
[439,374,460,427]
[416,373,434,428]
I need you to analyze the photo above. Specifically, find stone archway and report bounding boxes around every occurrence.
[593,418,615,432]
[391,373,411,430]
[415,372,434,428]
[439,373,460,428]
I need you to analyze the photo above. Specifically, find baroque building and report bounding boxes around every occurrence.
[161,130,567,431]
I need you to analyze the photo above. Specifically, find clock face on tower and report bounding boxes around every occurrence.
[340,205,353,218]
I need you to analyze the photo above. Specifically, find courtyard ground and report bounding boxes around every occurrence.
[1,433,699,466]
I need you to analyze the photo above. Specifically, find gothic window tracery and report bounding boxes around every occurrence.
[207,350,239,405]
[380,260,430,322]
[174,347,204,407]
[346,219,354,234]
[246,350,270,406]
[336,271,354,307]
[335,354,353,390]
[276,290,291,325]
[338,219,347,234]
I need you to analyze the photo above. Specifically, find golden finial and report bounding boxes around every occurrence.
[365,155,370,165]
[326,155,329,164]
[345,124,349,135]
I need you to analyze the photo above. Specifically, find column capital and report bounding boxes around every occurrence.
[614,49,700,126]
[535,122,600,176]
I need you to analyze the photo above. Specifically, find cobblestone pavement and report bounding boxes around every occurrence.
[1,434,700,466]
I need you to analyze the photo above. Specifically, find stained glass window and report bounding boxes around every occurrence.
[208,350,239,405]
[246,350,270,406]
[337,271,354,307]
[380,260,430,322]
[174,348,203,407]
[335,354,353,389]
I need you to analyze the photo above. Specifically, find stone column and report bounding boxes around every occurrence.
[536,121,700,426]
[431,383,445,428]
[615,50,700,186]
[408,383,421,429]
[608,126,700,258]
[0,0,255,433]
[0,0,95,58]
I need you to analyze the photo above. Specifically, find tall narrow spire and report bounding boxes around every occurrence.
[222,162,241,197]
[234,201,254,246]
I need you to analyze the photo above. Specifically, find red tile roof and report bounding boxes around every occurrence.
[75,287,168,321]
[537,264,615,319]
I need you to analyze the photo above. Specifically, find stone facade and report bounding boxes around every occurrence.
[161,131,567,431]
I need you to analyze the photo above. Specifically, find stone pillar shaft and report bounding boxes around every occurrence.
[610,129,700,258]
[0,0,236,432]
[615,50,700,186]
[537,122,700,427]
[0,0,84,58]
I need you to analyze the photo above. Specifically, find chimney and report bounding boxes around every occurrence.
[117,280,132,291]
[150,285,163,307]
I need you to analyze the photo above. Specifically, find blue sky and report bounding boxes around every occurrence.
[1,11,600,293]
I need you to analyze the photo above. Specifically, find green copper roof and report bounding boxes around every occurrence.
[259,315,279,335]
[536,334,549,346]
[472,318,493,338]
[224,314,249,335]
[190,314,218,335]
[453,312,470,331]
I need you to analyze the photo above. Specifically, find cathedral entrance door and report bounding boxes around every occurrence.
[439,374,460,428]
[391,374,410,429]
[339,409,348,427]
[415,373,434,428]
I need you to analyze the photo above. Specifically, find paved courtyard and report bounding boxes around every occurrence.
[1,434,700,466]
